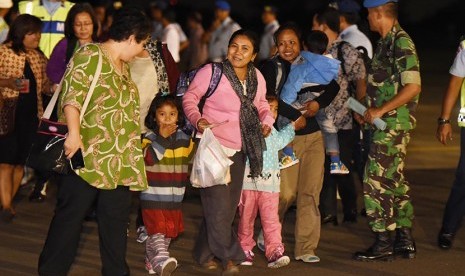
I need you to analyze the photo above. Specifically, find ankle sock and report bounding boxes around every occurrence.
[330,155,340,163]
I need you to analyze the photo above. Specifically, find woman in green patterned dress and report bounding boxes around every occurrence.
[38,7,151,276]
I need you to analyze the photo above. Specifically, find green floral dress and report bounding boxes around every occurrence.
[58,43,148,191]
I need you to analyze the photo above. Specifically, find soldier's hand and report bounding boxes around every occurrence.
[364,107,384,124]
[437,123,453,145]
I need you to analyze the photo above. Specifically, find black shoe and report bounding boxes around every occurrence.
[343,210,357,223]
[360,208,367,217]
[438,230,454,250]
[321,214,338,226]
[29,191,46,203]
[1,208,15,223]
[394,228,416,258]
[354,231,394,261]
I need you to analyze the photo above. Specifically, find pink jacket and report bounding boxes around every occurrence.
[183,63,274,150]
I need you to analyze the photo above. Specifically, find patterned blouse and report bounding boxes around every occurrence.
[58,43,148,191]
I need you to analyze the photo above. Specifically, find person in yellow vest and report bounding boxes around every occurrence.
[19,0,73,58]
[0,0,13,44]
[436,39,465,250]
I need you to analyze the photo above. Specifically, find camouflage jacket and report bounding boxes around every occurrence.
[367,23,421,130]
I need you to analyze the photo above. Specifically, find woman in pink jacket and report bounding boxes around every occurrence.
[183,29,274,275]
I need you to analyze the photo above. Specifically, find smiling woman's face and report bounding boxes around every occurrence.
[276,29,301,63]
[227,34,256,69]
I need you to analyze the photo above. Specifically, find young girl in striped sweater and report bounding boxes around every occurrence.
[141,94,195,275]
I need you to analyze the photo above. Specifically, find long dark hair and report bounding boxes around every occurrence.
[64,3,99,63]
[6,14,42,54]
[145,94,185,134]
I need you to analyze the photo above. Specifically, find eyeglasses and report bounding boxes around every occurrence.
[74,22,93,28]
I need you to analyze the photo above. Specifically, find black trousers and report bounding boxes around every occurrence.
[193,151,246,267]
[38,173,132,276]
[319,129,357,216]
[442,127,465,233]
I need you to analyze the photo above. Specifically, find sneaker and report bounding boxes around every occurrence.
[267,251,290,269]
[257,230,266,252]
[279,154,299,169]
[145,257,155,274]
[295,254,320,263]
[240,250,254,266]
[330,161,350,174]
[158,257,178,276]
[136,226,148,243]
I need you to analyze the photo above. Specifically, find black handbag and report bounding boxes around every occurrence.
[26,49,103,174]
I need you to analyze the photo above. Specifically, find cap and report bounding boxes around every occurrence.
[0,0,13,9]
[337,0,361,13]
[150,0,168,10]
[363,0,398,8]
[215,1,231,11]
[263,5,278,15]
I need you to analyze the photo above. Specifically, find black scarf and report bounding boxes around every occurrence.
[222,60,266,178]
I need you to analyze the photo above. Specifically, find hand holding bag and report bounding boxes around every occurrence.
[190,128,233,188]
[26,49,103,174]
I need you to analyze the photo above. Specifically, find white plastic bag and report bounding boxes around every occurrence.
[190,128,233,188]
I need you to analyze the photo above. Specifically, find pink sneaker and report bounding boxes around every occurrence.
[267,250,290,268]
[240,250,254,266]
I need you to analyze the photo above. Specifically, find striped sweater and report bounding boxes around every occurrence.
[140,129,195,210]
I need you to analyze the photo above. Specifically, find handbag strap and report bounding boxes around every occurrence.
[42,47,104,122]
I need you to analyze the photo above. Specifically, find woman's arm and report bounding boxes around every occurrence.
[182,64,213,130]
[63,105,83,159]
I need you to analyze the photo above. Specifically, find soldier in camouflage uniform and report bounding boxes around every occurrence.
[353,0,421,262]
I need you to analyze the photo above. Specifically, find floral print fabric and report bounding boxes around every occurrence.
[58,43,148,191]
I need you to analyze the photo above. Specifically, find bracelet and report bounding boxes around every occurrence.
[437,118,451,125]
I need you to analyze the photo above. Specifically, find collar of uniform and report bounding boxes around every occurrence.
[339,24,358,39]
[221,16,233,27]
[39,0,65,8]
[265,20,279,31]
[382,22,401,43]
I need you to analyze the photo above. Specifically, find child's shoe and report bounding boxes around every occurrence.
[136,226,148,243]
[240,250,254,266]
[279,152,299,169]
[330,161,350,174]
[155,257,178,276]
[267,250,290,268]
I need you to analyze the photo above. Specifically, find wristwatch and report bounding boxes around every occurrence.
[437,118,451,125]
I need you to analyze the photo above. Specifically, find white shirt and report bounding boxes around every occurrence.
[129,56,159,133]
[339,24,373,59]
[450,44,465,78]
[259,20,279,61]
[162,23,187,63]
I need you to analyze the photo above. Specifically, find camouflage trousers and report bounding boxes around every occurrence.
[363,129,414,232]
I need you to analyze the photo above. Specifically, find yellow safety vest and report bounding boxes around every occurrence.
[458,41,465,127]
[19,0,74,58]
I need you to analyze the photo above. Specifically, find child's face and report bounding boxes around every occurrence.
[155,104,178,126]
[268,99,278,120]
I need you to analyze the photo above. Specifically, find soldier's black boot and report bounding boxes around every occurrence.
[353,231,394,261]
[394,228,416,259]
